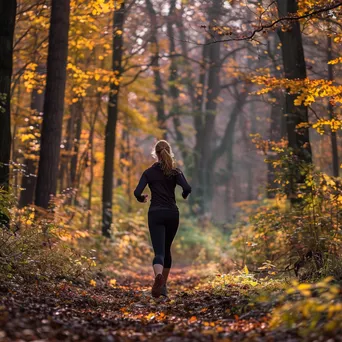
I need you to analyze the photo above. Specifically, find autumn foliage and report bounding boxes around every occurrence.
[0,0,342,340]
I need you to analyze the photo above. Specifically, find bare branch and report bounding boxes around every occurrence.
[194,1,342,45]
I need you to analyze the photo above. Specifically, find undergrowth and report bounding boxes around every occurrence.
[0,218,95,285]
[271,277,342,338]
[211,268,342,338]
[0,183,229,286]
[230,143,342,280]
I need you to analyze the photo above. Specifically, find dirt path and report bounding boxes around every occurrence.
[0,267,297,341]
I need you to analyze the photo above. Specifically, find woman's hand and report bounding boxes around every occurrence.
[143,194,149,203]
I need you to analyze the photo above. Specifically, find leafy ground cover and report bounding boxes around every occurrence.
[1,265,328,342]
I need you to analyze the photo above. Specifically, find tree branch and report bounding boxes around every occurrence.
[197,1,342,45]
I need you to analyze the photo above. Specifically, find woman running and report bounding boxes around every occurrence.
[134,140,191,298]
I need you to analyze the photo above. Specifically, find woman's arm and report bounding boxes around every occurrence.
[176,170,192,199]
[134,172,148,203]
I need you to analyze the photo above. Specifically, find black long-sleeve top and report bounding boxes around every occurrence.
[134,163,191,211]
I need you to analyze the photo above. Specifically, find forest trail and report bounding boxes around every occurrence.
[0,267,298,342]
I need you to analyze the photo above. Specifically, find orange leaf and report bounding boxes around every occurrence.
[189,316,197,323]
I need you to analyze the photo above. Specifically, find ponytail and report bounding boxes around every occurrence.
[159,148,175,176]
[152,140,176,176]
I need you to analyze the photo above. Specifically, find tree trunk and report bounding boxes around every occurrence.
[12,83,21,200]
[70,100,83,196]
[0,0,16,227]
[190,43,209,213]
[59,100,81,201]
[19,88,44,208]
[267,90,285,198]
[175,5,204,212]
[0,0,16,191]
[191,0,223,215]
[35,0,71,209]
[59,104,76,194]
[86,98,99,230]
[102,2,125,238]
[327,36,339,177]
[210,87,250,218]
[145,0,167,137]
[167,0,187,161]
[266,35,286,198]
[201,40,221,213]
[276,0,312,201]
[175,7,196,110]
[125,128,133,212]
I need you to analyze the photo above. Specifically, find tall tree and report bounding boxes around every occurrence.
[276,0,312,201]
[145,0,167,137]
[327,36,339,177]
[58,99,82,197]
[19,86,44,208]
[191,0,223,214]
[0,0,16,226]
[70,100,83,198]
[86,96,100,229]
[102,1,125,238]
[35,0,71,209]
[167,0,187,162]
[0,0,16,190]
[267,36,286,198]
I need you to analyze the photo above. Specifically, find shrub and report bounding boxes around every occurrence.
[230,141,342,279]
[271,277,342,337]
[0,218,95,284]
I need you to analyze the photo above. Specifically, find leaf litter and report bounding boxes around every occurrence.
[0,267,301,341]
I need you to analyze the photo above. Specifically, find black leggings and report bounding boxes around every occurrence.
[148,210,179,269]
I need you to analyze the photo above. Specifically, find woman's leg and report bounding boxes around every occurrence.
[148,211,166,275]
[148,211,166,298]
[154,264,163,276]
[163,211,180,283]
[162,268,170,283]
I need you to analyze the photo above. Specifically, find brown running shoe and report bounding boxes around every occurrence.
[160,284,168,297]
[151,274,164,298]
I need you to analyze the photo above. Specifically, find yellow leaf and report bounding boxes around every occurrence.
[325,320,337,331]
[297,283,311,291]
[109,279,117,287]
[323,276,334,283]
[146,312,155,320]
[244,265,249,275]
[300,290,311,297]
[90,279,96,287]
[329,286,340,295]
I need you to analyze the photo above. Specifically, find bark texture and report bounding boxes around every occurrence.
[145,0,167,137]
[327,36,339,177]
[276,0,312,200]
[19,88,44,208]
[102,2,125,238]
[191,0,223,214]
[0,0,16,190]
[35,0,71,209]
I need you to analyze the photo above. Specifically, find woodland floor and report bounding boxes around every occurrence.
[0,266,330,342]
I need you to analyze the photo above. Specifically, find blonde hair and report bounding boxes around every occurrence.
[152,140,176,176]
